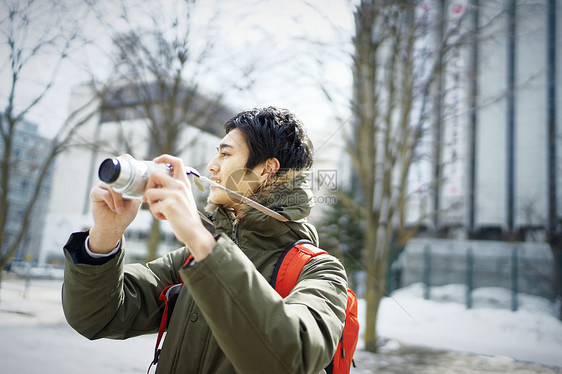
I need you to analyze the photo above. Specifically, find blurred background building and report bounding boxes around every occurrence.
[39,82,233,264]
[0,117,53,263]
[405,0,560,243]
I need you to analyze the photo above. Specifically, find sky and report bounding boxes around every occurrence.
[0,0,356,158]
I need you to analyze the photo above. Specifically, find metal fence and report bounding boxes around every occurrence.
[389,239,556,311]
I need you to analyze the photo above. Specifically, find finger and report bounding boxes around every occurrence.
[149,200,167,220]
[94,183,129,214]
[146,168,167,189]
[146,168,186,198]
[144,175,178,204]
[153,154,175,164]
[144,184,168,205]
[153,154,188,180]
[90,184,106,201]
[148,163,193,197]
[91,184,117,212]
[107,186,125,213]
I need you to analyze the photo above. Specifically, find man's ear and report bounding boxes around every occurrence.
[259,158,280,182]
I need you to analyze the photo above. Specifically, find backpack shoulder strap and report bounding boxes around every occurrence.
[151,253,192,367]
[271,240,328,298]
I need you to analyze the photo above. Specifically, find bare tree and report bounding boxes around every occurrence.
[90,0,252,261]
[346,0,477,352]
[0,0,98,284]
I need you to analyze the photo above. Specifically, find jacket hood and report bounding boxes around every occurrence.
[205,169,319,249]
[204,169,313,220]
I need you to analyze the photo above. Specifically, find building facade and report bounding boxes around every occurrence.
[407,0,561,242]
[0,118,53,263]
[40,82,233,264]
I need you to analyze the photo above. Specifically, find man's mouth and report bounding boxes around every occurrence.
[209,177,221,189]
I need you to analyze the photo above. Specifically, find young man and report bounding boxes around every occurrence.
[62,107,348,374]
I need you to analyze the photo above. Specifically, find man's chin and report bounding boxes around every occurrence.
[208,191,235,207]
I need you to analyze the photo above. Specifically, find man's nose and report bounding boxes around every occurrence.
[207,156,219,173]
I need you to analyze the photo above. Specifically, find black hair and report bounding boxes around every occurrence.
[224,107,314,173]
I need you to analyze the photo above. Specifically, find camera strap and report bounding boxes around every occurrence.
[187,169,290,223]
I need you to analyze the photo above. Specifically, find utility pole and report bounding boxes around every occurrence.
[546,0,560,319]
[468,0,479,237]
[506,0,516,238]
[547,0,557,240]
[433,0,446,233]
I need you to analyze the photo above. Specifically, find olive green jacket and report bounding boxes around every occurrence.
[62,172,348,374]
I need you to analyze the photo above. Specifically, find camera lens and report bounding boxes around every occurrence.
[98,158,121,183]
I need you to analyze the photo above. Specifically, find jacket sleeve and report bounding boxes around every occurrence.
[180,233,348,374]
[61,231,187,340]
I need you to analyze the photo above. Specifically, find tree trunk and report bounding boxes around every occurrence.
[362,218,390,353]
[362,226,378,352]
[146,218,161,263]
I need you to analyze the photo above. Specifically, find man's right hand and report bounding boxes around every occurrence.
[88,183,142,254]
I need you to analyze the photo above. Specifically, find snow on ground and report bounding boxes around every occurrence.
[1,275,561,373]
[0,276,155,374]
[370,283,562,368]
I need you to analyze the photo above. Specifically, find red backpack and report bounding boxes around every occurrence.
[151,241,359,374]
[271,240,359,374]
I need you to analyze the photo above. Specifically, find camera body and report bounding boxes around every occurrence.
[98,157,171,199]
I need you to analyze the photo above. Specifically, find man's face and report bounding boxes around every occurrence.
[206,129,261,206]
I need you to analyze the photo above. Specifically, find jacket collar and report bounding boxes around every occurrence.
[205,169,319,248]
[205,169,313,221]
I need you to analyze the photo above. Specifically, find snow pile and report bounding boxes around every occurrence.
[360,283,562,368]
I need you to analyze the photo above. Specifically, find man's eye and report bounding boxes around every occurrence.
[216,147,229,157]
